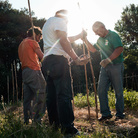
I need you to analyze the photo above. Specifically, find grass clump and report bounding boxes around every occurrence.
[0,112,63,138]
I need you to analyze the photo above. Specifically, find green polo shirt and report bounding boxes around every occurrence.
[94,30,124,64]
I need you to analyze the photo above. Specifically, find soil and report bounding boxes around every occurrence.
[3,105,138,137]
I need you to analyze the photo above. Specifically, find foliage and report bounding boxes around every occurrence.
[114,4,138,82]
[123,89,138,109]
[114,4,138,47]
[123,47,138,74]
[74,89,138,109]
[74,93,95,108]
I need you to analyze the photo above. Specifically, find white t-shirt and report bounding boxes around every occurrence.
[42,16,70,59]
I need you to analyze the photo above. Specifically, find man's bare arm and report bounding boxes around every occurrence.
[35,48,44,60]
[83,38,97,53]
[56,30,78,60]
[109,47,123,61]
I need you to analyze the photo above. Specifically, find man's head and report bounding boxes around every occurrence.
[55,9,68,23]
[92,21,108,37]
[27,26,42,42]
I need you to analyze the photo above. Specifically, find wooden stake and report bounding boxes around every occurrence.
[87,50,98,119]
[125,74,128,88]
[7,76,9,104]
[22,82,23,102]
[83,42,90,120]
[28,0,35,40]
[69,65,75,111]
[14,60,18,103]
[77,1,98,119]
[11,63,15,104]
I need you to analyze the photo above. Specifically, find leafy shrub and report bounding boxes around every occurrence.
[74,89,138,109]
[74,93,96,108]
[123,89,138,109]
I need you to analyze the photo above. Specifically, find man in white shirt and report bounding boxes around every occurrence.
[42,9,88,136]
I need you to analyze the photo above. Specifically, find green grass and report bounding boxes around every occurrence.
[0,112,63,138]
[0,112,119,138]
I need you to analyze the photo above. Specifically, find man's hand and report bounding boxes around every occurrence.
[100,58,112,68]
[74,55,90,65]
[80,29,87,40]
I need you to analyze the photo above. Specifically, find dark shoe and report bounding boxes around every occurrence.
[115,116,124,121]
[98,115,112,121]
[62,126,80,136]
[115,113,125,121]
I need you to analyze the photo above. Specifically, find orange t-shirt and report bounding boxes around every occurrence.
[18,38,41,70]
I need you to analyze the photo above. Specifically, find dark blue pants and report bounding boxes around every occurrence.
[42,55,74,128]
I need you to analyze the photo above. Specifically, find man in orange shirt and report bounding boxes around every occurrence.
[18,26,46,124]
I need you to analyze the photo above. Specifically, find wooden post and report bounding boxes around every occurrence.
[11,63,15,104]
[125,74,128,89]
[28,0,35,40]
[132,72,136,90]
[7,76,9,104]
[14,60,18,103]
[82,43,90,120]
[87,50,98,119]
[69,65,75,111]
[132,73,134,89]
[135,74,138,90]
[22,82,23,102]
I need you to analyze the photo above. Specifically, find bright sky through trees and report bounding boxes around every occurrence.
[8,0,138,43]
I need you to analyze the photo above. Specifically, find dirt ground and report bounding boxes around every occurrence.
[4,105,138,137]
[73,107,138,134]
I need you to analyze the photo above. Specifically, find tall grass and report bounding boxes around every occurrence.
[0,112,63,138]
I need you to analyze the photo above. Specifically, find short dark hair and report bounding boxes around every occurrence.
[27,26,42,37]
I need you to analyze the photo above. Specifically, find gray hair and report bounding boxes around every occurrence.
[92,21,105,31]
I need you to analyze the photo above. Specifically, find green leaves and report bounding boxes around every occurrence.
[115,4,138,47]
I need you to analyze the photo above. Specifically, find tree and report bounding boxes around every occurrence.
[0,0,46,102]
[114,4,138,90]
[115,4,138,47]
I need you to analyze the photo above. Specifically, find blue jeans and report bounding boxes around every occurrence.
[98,63,124,118]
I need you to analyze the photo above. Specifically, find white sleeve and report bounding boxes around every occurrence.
[54,18,67,32]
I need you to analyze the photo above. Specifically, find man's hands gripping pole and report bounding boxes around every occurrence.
[74,54,90,65]
[72,30,90,66]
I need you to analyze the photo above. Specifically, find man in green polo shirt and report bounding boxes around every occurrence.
[83,21,125,121]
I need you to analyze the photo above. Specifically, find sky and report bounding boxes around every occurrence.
[8,0,138,43]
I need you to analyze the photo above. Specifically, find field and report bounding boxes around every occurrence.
[0,89,138,138]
